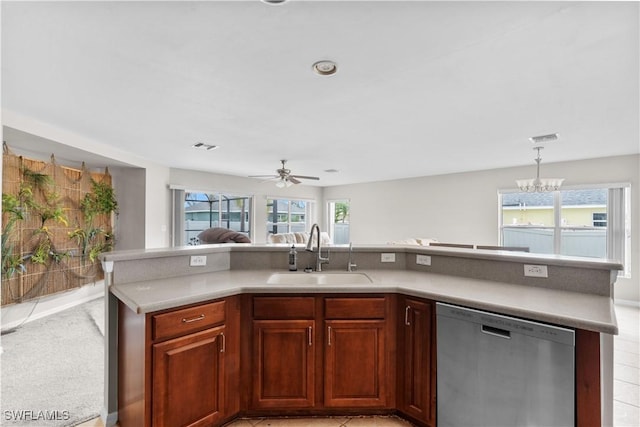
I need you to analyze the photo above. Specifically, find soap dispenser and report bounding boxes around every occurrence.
[288,245,298,271]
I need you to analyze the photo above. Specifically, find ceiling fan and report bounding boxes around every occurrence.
[250,159,320,187]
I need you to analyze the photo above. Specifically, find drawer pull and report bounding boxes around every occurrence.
[327,326,332,346]
[220,333,226,353]
[308,326,312,346]
[182,314,205,323]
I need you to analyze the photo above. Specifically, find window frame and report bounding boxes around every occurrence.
[326,199,351,244]
[266,197,315,237]
[170,186,254,246]
[498,183,631,277]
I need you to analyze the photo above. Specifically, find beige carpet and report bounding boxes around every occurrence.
[1,297,104,426]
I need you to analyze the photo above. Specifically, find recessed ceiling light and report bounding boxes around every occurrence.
[324,168,339,173]
[261,0,289,5]
[313,60,338,76]
[529,133,559,144]
[192,142,219,151]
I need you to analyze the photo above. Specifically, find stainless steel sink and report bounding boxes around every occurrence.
[267,272,373,285]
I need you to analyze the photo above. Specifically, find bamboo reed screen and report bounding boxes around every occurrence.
[2,147,114,306]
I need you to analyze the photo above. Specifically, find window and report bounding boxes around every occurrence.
[183,192,252,245]
[266,198,313,237]
[593,213,607,227]
[327,200,350,244]
[499,185,631,276]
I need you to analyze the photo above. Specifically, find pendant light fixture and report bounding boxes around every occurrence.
[516,135,564,192]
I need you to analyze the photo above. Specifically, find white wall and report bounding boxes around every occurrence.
[323,154,640,303]
[1,110,172,249]
[145,164,172,248]
[169,168,324,244]
[110,167,145,250]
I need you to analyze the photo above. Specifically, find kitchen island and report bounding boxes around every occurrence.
[102,244,621,427]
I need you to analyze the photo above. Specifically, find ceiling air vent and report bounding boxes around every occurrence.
[192,142,219,151]
[529,133,559,144]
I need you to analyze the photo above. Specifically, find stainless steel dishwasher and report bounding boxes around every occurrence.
[436,302,575,427]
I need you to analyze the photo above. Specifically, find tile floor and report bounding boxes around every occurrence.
[223,416,413,427]
[79,304,639,427]
[613,304,640,426]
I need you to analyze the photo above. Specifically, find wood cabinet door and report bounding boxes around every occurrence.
[252,320,315,409]
[400,298,435,425]
[324,319,386,408]
[152,326,225,427]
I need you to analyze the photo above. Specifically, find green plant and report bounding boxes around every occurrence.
[30,227,53,265]
[80,179,118,223]
[72,179,118,265]
[334,202,349,223]
[70,226,114,265]
[1,193,26,279]
[22,168,53,189]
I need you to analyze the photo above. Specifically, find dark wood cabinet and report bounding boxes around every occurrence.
[117,296,241,427]
[324,319,387,407]
[250,297,317,410]
[252,320,315,409]
[398,297,436,426]
[248,295,395,413]
[323,296,391,408]
[152,325,226,427]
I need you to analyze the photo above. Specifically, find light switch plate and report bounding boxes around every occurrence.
[190,255,207,267]
[381,253,396,263]
[416,254,431,266]
[524,264,548,278]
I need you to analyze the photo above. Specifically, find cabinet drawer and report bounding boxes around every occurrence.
[325,297,386,319]
[253,297,315,319]
[152,300,225,341]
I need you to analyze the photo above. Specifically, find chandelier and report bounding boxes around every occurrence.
[516,146,564,192]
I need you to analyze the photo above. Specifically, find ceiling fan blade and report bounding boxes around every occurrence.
[249,175,279,178]
[290,174,320,180]
[288,176,301,185]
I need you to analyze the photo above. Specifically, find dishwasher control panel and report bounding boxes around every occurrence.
[436,302,575,346]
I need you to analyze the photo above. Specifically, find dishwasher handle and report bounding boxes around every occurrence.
[481,324,511,339]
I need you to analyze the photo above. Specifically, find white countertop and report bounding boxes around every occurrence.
[110,269,618,334]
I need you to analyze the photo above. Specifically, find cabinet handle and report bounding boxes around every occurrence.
[327,326,332,346]
[308,326,312,346]
[182,314,205,323]
[405,306,411,326]
[220,332,226,353]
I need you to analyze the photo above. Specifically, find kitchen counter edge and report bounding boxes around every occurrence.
[110,269,618,335]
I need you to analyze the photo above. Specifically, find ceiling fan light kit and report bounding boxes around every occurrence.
[516,135,565,193]
[275,179,293,188]
[249,159,320,187]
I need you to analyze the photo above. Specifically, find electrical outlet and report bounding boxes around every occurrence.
[524,264,548,278]
[381,253,396,263]
[190,255,207,267]
[416,254,431,266]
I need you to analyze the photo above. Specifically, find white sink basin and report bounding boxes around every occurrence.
[267,272,373,285]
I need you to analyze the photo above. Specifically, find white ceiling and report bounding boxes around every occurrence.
[2,1,638,186]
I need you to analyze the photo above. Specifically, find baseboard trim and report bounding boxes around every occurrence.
[101,408,118,427]
[0,281,104,332]
[614,298,640,308]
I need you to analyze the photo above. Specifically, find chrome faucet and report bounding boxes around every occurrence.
[347,242,357,272]
[306,223,329,272]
